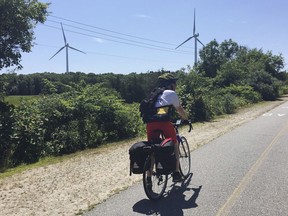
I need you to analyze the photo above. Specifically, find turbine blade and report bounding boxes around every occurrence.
[68,45,86,54]
[193,8,196,35]
[61,23,67,45]
[197,38,205,46]
[175,36,194,49]
[49,46,66,60]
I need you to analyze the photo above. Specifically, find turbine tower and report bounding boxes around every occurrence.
[49,23,86,73]
[175,8,204,67]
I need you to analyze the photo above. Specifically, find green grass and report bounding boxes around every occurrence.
[4,95,40,106]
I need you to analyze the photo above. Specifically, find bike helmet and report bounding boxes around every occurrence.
[158,73,178,87]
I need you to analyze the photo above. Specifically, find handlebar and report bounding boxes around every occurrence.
[173,119,193,132]
[188,121,193,132]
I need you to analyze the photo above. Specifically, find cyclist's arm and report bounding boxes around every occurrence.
[175,105,188,120]
[164,91,188,120]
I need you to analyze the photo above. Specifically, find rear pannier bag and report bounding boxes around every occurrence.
[129,141,148,175]
[155,138,176,175]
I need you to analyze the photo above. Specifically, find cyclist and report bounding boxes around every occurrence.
[146,73,189,182]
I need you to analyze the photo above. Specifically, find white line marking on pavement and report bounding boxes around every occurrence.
[277,114,286,117]
[262,113,273,116]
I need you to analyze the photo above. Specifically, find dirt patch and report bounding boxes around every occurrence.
[0,98,287,216]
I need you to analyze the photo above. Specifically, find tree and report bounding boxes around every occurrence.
[198,39,240,78]
[198,39,222,78]
[0,0,49,70]
[0,73,8,97]
[219,39,239,61]
[42,78,57,94]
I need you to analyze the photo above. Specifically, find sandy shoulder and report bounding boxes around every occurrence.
[0,98,287,216]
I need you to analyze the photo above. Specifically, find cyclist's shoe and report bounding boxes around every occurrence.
[147,177,152,190]
[172,172,184,182]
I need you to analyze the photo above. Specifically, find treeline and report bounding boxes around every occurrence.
[0,70,170,103]
[1,40,287,104]
[1,39,288,172]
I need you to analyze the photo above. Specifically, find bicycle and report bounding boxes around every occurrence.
[142,119,192,201]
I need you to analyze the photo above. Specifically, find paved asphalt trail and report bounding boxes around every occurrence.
[85,101,288,216]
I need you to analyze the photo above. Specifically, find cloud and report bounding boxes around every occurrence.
[93,38,104,43]
[135,14,152,19]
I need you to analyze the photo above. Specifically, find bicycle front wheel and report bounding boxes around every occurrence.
[143,154,168,201]
[179,136,191,178]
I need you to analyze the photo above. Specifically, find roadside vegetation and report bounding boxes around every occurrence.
[1,39,288,172]
[1,1,288,173]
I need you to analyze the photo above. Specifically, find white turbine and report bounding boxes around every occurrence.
[49,23,86,73]
[175,8,204,67]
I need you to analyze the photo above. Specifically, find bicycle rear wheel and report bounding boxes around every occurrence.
[179,136,191,178]
[143,154,168,201]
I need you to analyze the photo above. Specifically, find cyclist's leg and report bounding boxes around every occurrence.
[174,141,180,172]
[146,123,159,179]
[147,121,183,181]
[146,122,161,143]
[146,154,155,178]
[160,122,185,182]
[160,122,180,172]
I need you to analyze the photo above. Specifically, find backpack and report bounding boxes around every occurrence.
[139,87,165,123]
[129,141,148,175]
[155,138,176,175]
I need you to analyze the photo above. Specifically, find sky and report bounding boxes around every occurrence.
[1,0,288,75]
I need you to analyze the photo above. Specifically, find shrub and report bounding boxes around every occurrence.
[12,101,45,166]
[279,85,288,95]
[249,70,280,101]
[0,84,144,168]
[224,85,262,104]
[192,95,214,121]
[24,84,144,156]
[222,93,237,114]
[0,101,15,172]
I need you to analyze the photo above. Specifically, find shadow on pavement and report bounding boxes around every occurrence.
[132,173,202,216]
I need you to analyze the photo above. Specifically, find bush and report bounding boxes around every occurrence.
[249,70,281,101]
[25,84,144,156]
[12,101,45,166]
[255,82,280,101]
[222,93,237,114]
[279,85,288,95]
[0,84,144,169]
[205,92,238,116]
[0,101,15,172]
[194,95,215,121]
[224,85,262,104]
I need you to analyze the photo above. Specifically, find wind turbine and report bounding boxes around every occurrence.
[175,8,204,67]
[49,23,86,73]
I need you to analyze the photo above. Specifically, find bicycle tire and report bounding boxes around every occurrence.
[143,154,168,201]
[179,136,191,178]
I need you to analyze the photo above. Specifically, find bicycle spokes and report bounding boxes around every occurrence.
[143,155,168,200]
[179,136,191,178]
